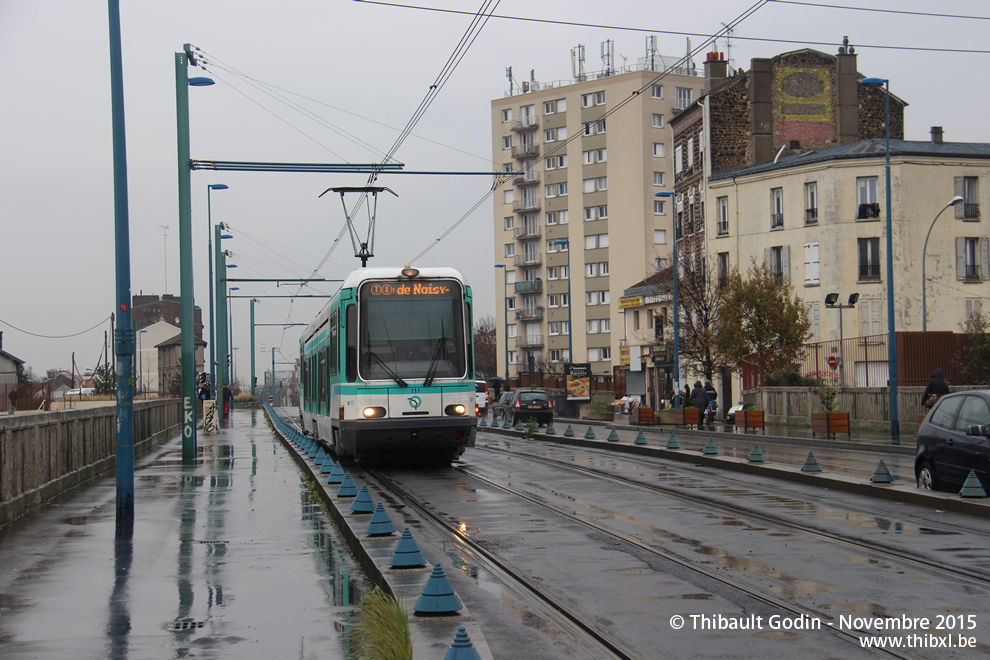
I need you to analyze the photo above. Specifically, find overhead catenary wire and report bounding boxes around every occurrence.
[0,315,112,340]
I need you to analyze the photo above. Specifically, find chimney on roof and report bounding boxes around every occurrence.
[704,51,728,84]
[931,126,944,144]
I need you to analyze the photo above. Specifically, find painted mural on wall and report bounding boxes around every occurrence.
[775,67,832,146]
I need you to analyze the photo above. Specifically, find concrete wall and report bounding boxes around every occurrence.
[0,400,180,526]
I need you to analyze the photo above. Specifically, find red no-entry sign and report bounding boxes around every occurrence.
[267,396,274,404]
[827,356,838,370]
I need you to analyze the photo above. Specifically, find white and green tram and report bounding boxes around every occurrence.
[299,266,477,462]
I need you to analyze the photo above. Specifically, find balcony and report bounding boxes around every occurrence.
[513,171,541,186]
[964,203,980,219]
[517,334,545,348]
[511,116,539,132]
[770,213,784,229]
[514,279,543,293]
[514,225,541,240]
[515,307,544,321]
[514,252,542,267]
[512,198,541,213]
[805,208,818,225]
[858,263,881,281]
[511,144,540,159]
[965,264,982,281]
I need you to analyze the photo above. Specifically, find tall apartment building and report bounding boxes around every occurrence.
[490,53,708,382]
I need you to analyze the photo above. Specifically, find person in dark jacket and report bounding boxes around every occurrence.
[922,369,950,409]
[692,381,708,429]
[704,380,718,422]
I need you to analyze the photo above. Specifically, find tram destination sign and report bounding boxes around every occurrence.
[363,280,458,299]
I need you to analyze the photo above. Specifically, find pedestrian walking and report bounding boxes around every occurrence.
[7,388,17,415]
[691,381,708,429]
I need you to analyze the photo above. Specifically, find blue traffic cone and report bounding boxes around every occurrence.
[366,502,397,536]
[563,425,575,437]
[515,420,524,431]
[545,422,556,435]
[389,527,427,568]
[319,455,336,473]
[703,437,718,455]
[801,451,823,473]
[666,433,680,449]
[584,427,596,439]
[444,626,482,660]
[747,444,766,462]
[414,563,462,615]
[307,441,319,459]
[327,460,345,484]
[606,429,620,442]
[870,459,893,483]
[959,470,987,498]
[634,430,647,445]
[350,484,375,513]
[314,447,327,465]
[336,472,358,497]
[491,417,499,428]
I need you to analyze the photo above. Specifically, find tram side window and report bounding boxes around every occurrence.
[330,311,339,376]
[466,301,474,378]
[300,358,307,408]
[345,304,357,382]
[319,348,328,405]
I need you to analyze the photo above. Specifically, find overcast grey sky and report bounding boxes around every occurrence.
[1,0,987,380]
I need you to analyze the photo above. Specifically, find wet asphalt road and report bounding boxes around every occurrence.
[0,410,358,659]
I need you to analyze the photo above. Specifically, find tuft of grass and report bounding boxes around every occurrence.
[350,587,412,660]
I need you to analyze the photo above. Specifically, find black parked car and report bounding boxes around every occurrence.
[492,391,514,421]
[916,390,990,492]
[503,390,553,427]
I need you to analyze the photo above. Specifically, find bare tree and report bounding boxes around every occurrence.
[473,314,497,379]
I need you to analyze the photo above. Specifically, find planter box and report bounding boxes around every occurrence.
[735,409,765,434]
[657,410,677,425]
[675,407,701,427]
[580,410,614,421]
[812,412,850,438]
[632,407,654,425]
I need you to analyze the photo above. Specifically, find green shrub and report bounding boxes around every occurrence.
[350,587,411,660]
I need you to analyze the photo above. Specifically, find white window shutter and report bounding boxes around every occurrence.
[982,238,990,280]
[782,246,791,284]
[955,177,965,219]
[956,237,966,280]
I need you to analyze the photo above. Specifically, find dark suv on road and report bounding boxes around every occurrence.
[916,390,990,492]
[502,390,553,427]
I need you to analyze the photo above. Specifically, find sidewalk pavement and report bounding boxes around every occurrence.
[0,409,355,659]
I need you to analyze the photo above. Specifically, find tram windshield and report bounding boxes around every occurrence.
[359,279,466,383]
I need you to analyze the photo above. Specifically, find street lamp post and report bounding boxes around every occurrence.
[206,184,228,398]
[922,196,965,331]
[824,293,859,387]
[176,44,216,458]
[494,264,509,382]
[553,240,572,364]
[250,298,258,397]
[228,286,240,387]
[655,192,677,407]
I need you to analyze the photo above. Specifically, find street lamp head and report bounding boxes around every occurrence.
[209,184,229,190]
[654,191,674,198]
[859,77,888,87]
[554,239,569,246]
[220,234,234,239]
[494,264,506,269]
[229,287,240,291]
[848,293,860,307]
[188,76,215,87]
[949,195,964,206]
[825,293,839,306]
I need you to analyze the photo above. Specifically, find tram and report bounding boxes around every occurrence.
[299,266,477,462]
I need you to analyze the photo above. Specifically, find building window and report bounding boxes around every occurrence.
[652,113,664,128]
[966,298,983,321]
[771,188,784,228]
[674,87,693,109]
[545,155,567,170]
[654,229,666,244]
[504,189,514,204]
[583,148,607,165]
[549,322,560,335]
[506,297,516,311]
[587,319,600,333]
[857,177,880,219]
[547,267,558,280]
[585,233,609,249]
[653,171,665,187]
[957,237,989,281]
[807,301,820,343]
[501,109,512,123]
[545,183,567,198]
[544,98,565,114]
[765,245,789,283]
[583,177,607,193]
[804,241,820,285]
[957,176,980,219]
[674,145,683,175]
[544,126,567,142]
[859,299,882,337]
[858,237,881,280]
[717,252,729,289]
[503,216,514,231]
[549,349,563,362]
[585,290,610,305]
[504,243,515,257]
[651,84,663,99]
[583,120,606,136]
[507,351,517,365]
[545,210,568,225]
[805,182,818,224]
[687,137,694,167]
[502,136,512,150]
[653,200,667,216]
[507,324,516,338]
[652,143,665,158]
[717,197,728,235]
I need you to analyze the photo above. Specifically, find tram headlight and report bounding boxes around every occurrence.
[362,406,387,419]
[445,404,467,416]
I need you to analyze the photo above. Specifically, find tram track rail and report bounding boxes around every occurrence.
[474,443,990,589]
[370,461,917,660]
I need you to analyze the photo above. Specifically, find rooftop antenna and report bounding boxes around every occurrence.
[505,66,515,95]
[601,39,614,76]
[319,186,398,267]
[721,23,734,69]
[685,38,694,75]
[646,35,657,71]
[571,44,586,82]
[159,225,169,294]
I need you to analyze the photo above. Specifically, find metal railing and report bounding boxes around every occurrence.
[964,203,980,218]
[858,264,881,280]
[511,116,539,132]
[805,208,818,224]
[511,144,540,159]
[515,307,544,321]
[770,213,784,229]
[514,280,543,293]
[965,264,982,280]
[514,225,541,240]
[514,252,542,267]
[517,334,545,348]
